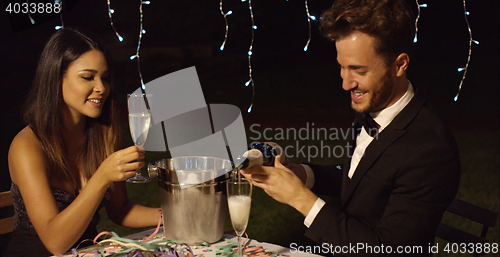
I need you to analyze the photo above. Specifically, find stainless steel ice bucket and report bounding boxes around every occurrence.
[149,156,232,244]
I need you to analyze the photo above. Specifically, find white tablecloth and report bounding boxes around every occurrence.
[56,227,321,257]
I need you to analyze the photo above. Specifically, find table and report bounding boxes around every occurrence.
[56,227,322,257]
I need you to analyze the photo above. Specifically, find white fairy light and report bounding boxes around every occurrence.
[107,0,124,42]
[303,0,315,51]
[244,0,256,113]
[26,0,64,29]
[55,0,63,30]
[413,1,427,43]
[219,0,232,51]
[454,0,478,101]
[129,1,150,91]
[27,0,35,24]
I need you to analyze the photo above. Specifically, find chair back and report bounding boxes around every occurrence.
[436,198,498,256]
[0,191,14,235]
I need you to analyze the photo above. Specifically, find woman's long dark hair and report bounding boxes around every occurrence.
[23,28,120,189]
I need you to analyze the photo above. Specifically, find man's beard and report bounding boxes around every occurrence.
[353,73,393,114]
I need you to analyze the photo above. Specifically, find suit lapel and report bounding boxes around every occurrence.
[341,92,427,206]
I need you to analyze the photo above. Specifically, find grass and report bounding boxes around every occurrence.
[432,131,499,257]
[96,125,499,256]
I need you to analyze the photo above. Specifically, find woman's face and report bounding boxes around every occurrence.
[61,49,110,123]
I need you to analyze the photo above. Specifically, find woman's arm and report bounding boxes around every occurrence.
[105,181,161,228]
[8,127,144,255]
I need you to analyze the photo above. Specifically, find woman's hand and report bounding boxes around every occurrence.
[95,146,145,184]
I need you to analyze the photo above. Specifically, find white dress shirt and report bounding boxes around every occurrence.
[303,82,415,228]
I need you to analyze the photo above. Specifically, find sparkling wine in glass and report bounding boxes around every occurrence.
[127,93,151,183]
[227,178,252,257]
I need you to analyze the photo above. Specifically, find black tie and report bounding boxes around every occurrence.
[360,113,379,137]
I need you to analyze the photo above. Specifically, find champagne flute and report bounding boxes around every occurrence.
[227,177,252,257]
[127,93,151,183]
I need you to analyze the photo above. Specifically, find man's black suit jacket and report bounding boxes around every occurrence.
[305,92,461,256]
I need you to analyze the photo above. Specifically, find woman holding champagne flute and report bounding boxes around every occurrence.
[6,28,160,256]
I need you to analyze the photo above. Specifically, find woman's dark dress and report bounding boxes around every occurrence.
[5,183,110,257]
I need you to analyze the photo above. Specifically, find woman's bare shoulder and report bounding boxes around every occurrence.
[10,126,43,152]
[9,126,50,183]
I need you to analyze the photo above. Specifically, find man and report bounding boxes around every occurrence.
[241,0,460,255]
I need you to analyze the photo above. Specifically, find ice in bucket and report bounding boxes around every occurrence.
[150,156,232,244]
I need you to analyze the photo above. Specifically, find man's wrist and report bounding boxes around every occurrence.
[292,189,319,217]
[304,198,326,228]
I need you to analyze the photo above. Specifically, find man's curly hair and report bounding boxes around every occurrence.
[321,0,415,65]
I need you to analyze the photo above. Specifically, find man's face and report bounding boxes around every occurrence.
[336,31,398,114]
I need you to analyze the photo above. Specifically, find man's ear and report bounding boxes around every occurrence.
[395,53,409,77]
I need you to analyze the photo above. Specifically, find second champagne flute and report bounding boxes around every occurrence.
[227,178,252,257]
[127,93,151,183]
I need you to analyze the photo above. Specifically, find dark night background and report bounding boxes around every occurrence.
[0,0,498,251]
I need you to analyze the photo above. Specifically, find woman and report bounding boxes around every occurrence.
[6,28,160,256]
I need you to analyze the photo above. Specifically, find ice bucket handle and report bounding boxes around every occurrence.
[148,162,159,178]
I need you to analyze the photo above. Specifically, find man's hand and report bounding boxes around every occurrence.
[263,142,308,183]
[241,155,318,217]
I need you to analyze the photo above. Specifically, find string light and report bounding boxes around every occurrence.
[98,1,477,108]
[54,0,64,30]
[453,0,479,102]
[413,1,427,43]
[242,0,256,113]
[219,1,232,51]
[27,0,34,24]
[454,0,478,101]
[107,0,124,42]
[303,0,316,51]
[129,1,150,91]
[26,0,64,29]
[413,0,476,101]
